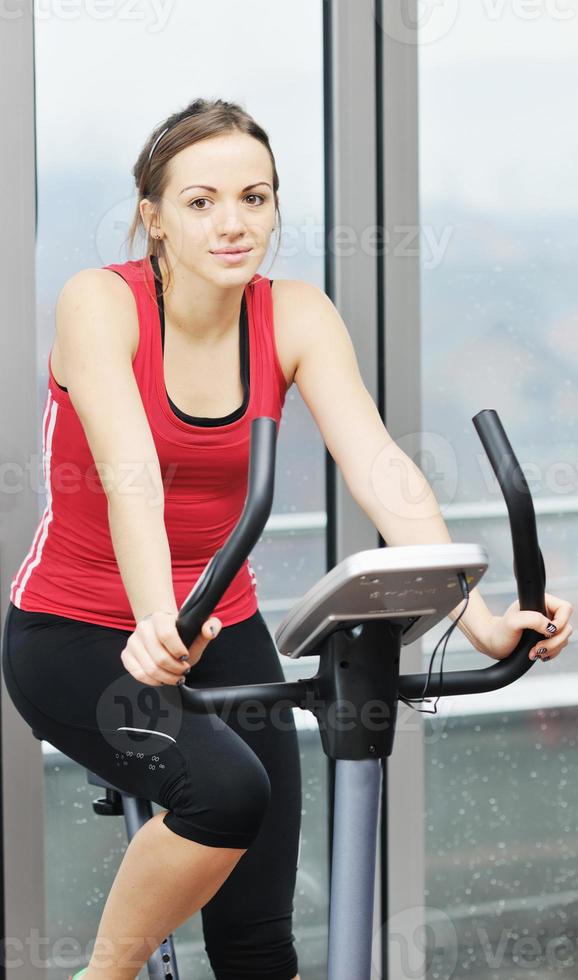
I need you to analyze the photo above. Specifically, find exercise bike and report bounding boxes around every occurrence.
[50,408,546,979]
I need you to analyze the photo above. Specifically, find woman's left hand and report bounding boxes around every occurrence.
[480,593,574,662]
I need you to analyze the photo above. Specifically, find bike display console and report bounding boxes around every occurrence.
[275,542,489,658]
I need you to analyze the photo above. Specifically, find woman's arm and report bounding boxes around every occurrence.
[281,279,515,654]
[56,269,179,623]
[107,494,179,623]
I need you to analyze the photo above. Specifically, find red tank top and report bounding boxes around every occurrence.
[10,255,287,630]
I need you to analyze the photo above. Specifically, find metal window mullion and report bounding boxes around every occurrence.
[324,1,383,975]
[379,2,426,977]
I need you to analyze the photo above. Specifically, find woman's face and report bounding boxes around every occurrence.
[143,131,277,283]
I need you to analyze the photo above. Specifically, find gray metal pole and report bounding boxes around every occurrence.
[328,759,382,979]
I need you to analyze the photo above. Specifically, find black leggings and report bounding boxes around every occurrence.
[1,601,302,980]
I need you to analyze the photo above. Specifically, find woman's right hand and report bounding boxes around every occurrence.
[120,610,222,687]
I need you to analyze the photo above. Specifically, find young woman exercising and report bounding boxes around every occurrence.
[2,98,573,980]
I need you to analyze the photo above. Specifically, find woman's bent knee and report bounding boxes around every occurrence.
[162,745,271,849]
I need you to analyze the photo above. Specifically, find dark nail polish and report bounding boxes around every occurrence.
[184,667,191,675]
[537,647,547,655]
[177,677,185,686]
[546,623,557,634]
[543,656,550,661]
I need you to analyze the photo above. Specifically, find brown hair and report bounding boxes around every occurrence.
[125,98,282,294]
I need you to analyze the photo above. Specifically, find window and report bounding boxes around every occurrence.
[419,10,578,976]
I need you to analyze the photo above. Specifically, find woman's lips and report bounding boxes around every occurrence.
[211,249,253,264]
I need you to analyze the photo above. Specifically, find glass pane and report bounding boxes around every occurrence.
[419,11,578,978]
[33,2,328,977]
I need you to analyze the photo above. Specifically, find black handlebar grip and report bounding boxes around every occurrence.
[473,409,546,617]
[174,417,278,650]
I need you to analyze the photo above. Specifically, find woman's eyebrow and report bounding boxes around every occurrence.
[179,181,272,195]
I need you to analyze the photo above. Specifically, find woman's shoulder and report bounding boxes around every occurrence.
[60,263,142,301]
[269,277,326,305]
[52,266,141,385]
[268,279,327,390]
[269,278,329,330]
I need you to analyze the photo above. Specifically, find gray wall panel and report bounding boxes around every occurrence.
[0,10,46,979]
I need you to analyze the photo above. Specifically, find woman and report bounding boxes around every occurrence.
[2,98,573,980]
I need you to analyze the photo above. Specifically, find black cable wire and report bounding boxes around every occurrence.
[398,571,470,716]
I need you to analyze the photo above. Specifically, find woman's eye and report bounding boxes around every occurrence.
[188,194,266,210]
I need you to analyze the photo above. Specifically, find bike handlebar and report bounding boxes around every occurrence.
[399,408,547,698]
[176,409,548,712]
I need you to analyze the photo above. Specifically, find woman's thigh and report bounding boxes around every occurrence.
[1,603,273,850]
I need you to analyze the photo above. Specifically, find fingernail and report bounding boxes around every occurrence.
[543,656,550,661]
[177,677,185,686]
[184,667,191,675]
[210,622,220,637]
[537,647,547,656]
[179,655,188,662]
[546,623,557,634]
